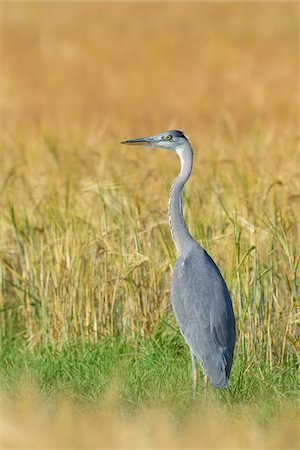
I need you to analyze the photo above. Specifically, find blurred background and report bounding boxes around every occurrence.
[1,2,298,136]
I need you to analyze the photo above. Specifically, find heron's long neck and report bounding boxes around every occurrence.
[168,143,194,255]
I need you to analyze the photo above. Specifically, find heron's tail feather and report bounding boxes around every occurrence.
[208,348,229,388]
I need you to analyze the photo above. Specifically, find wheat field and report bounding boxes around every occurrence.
[0,2,299,448]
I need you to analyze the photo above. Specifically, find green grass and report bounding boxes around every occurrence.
[0,330,299,419]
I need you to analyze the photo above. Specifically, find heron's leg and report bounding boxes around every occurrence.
[190,351,198,401]
[204,374,208,403]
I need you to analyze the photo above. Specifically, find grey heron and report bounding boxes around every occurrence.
[121,130,236,400]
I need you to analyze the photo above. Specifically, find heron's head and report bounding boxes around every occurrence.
[121,130,188,151]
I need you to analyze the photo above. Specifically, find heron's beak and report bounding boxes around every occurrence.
[121,136,155,146]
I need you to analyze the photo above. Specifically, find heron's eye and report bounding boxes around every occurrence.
[165,135,172,140]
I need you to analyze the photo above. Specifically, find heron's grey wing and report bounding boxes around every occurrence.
[171,246,236,388]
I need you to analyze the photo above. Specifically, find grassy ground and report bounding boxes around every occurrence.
[0,336,299,448]
[0,2,299,448]
[0,335,299,414]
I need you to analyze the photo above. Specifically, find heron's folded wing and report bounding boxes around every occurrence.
[172,249,235,354]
